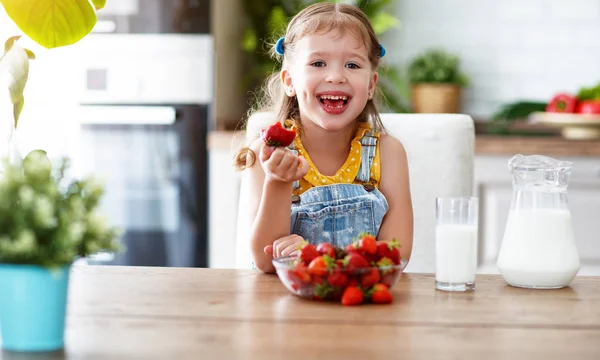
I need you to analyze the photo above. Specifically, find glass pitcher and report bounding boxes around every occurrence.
[496,154,580,289]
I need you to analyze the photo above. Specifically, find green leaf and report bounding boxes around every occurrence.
[0,36,33,128]
[241,28,258,53]
[91,0,106,10]
[0,0,98,49]
[370,12,401,35]
[267,7,289,38]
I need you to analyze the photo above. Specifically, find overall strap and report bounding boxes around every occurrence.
[287,141,301,190]
[356,131,377,183]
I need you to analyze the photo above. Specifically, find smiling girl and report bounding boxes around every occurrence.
[235,2,413,273]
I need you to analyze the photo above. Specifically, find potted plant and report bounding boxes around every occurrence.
[0,151,122,352]
[0,0,123,352]
[408,48,470,113]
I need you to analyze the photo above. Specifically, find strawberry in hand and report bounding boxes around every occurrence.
[260,122,296,147]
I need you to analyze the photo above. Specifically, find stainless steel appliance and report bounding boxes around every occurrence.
[94,0,210,34]
[70,16,213,267]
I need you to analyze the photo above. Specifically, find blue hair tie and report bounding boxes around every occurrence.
[275,37,285,55]
[379,44,386,58]
[276,36,384,58]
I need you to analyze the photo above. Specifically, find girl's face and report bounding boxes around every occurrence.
[281,30,377,133]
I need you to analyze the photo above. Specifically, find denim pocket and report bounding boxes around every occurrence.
[292,201,376,247]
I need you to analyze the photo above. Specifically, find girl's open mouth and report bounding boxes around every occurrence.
[317,94,351,115]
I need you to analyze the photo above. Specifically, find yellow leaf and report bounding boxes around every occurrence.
[91,0,106,10]
[0,0,97,49]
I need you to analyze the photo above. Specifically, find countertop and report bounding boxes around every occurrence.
[39,265,600,359]
[209,130,600,157]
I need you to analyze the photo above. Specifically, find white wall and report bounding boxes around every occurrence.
[383,0,600,118]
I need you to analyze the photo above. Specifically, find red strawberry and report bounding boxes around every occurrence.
[358,234,377,255]
[327,270,349,288]
[341,286,364,306]
[287,262,311,291]
[298,242,319,265]
[371,283,393,304]
[316,242,336,258]
[308,255,334,277]
[344,250,370,270]
[260,122,296,147]
[377,239,401,265]
[360,267,381,288]
[345,242,357,253]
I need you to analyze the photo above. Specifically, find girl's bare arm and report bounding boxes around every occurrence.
[376,134,414,262]
[242,138,308,273]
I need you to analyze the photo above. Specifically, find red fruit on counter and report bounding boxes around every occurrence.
[575,100,600,114]
[260,122,296,147]
[546,93,577,113]
[371,283,393,304]
[341,286,364,306]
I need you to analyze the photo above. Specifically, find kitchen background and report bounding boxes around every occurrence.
[1,1,599,272]
[215,0,600,128]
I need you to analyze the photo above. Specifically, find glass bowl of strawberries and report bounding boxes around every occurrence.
[272,234,407,306]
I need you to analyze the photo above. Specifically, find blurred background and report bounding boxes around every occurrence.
[1,0,599,272]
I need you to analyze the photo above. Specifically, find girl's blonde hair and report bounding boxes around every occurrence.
[235,2,386,170]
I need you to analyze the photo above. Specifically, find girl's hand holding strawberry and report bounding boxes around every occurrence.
[259,144,309,184]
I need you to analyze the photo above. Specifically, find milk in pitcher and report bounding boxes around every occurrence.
[497,208,579,288]
[497,154,580,289]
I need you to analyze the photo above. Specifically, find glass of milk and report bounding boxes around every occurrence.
[435,196,479,292]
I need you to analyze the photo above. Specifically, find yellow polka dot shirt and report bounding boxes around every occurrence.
[290,121,381,196]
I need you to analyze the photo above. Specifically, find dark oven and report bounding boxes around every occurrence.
[71,4,213,267]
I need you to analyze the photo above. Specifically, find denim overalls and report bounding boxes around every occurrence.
[288,131,389,248]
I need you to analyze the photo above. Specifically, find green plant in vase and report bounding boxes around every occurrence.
[407,48,470,114]
[0,151,122,351]
[0,0,124,352]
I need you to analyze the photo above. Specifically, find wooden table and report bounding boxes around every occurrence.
[3,266,599,360]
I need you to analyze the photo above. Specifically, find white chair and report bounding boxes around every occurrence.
[234,112,475,274]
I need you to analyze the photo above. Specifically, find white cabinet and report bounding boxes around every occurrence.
[475,155,600,276]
